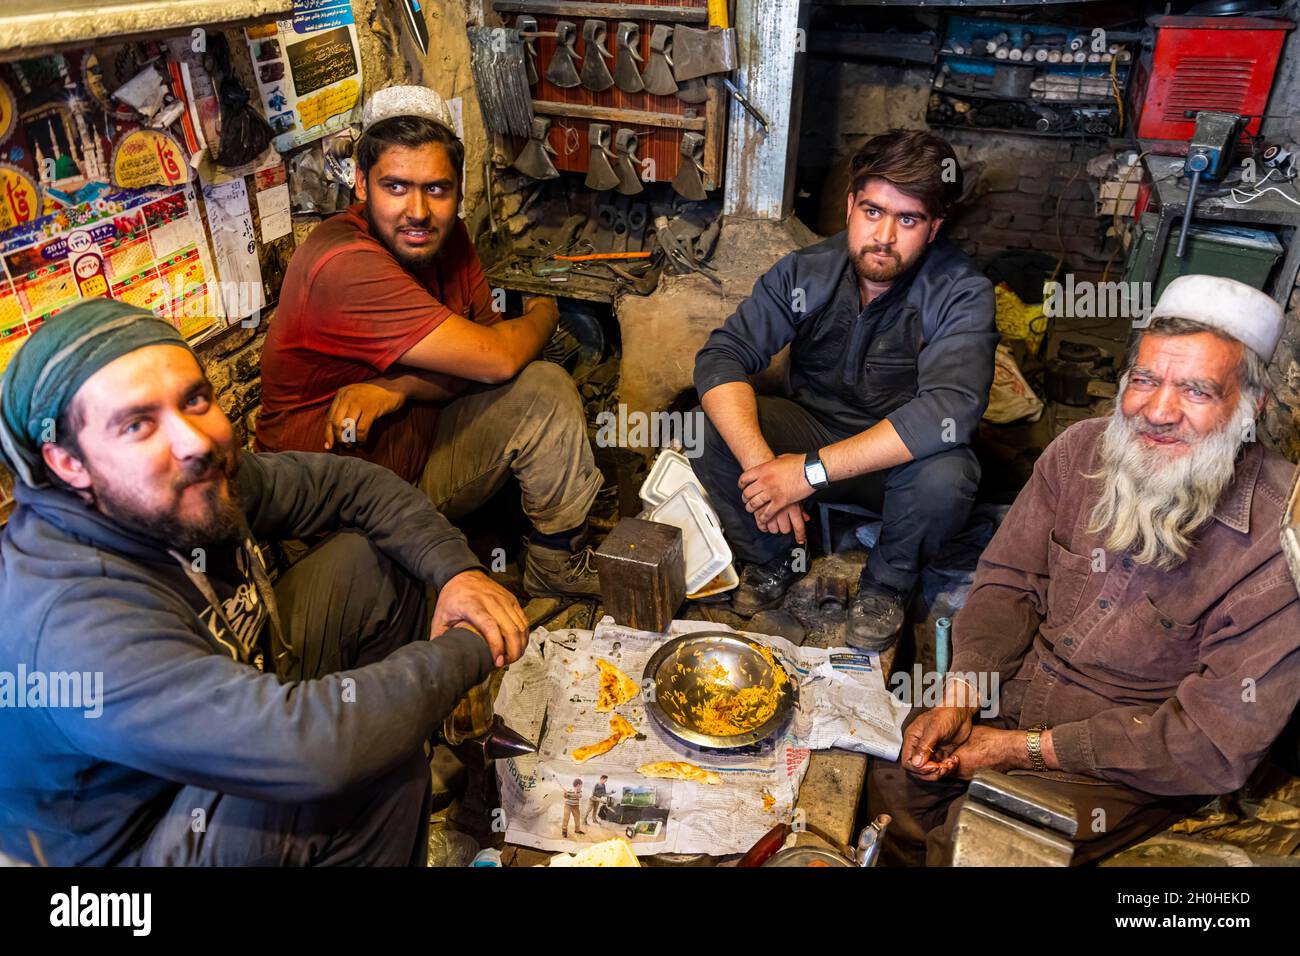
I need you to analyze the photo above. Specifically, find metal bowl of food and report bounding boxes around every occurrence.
[643,632,795,750]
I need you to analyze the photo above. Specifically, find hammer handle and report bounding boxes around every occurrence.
[555,251,652,261]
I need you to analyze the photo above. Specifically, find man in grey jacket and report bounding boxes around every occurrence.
[692,130,998,650]
[0,300,526,866]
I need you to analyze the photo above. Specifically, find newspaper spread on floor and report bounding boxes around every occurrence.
[495,616,909,858]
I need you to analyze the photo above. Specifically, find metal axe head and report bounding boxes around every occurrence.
[546,20,581,88]
[584,122,621,191]
[512,117,560,180]
[580,20,615,91]
[641,24,678,97]
[613,127,645,196]
[671,25,738,82]
[676,76,709,104]
[671,131,708,201]
[614,22,645,94]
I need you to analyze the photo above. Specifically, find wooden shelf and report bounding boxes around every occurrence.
[493,1,707,23]
[1,0,292,61]
[484,260,620,305]
[532,100,707,131]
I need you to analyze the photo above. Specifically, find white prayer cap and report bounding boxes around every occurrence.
[361,85,456,135]
[1148,274,1283,361]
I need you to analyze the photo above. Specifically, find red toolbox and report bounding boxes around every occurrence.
[1131,15,1293,141]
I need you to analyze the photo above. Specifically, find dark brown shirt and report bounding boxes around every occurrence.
[952,417,1300,796]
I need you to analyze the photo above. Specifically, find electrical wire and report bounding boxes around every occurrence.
[1228,167,1300,209]
[1108,55,1124,135]
[1101,149,1149,282]
[1049,151,1086,284]
[557,122,581,155]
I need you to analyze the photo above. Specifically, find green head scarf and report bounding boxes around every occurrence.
[0,299,191,489]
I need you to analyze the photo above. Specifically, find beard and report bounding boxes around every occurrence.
[88,448,244,551]
[1086,388,1256,570]
[365,203,446,271]
[849,242,911,283]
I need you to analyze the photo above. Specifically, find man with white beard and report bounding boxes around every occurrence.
[867,274,1300,865]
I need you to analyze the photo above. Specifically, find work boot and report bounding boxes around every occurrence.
[846,568,908,651]
[522,540,602,598]
[732,553,802,617]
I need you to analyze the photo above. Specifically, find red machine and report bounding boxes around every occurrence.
[1131,15,1293,142]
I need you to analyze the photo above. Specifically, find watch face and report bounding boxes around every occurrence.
[806,460,828,487]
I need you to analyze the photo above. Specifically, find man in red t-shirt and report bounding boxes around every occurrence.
[257,87,602,597]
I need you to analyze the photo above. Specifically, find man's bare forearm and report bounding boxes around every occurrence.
[700,382,774,471]
[820,420,913,481]
[397,297,561,384]
[369,367,470,404]
[497,295,560,371]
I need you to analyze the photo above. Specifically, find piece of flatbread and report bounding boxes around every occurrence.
[572,714,637,763]
[595,658,640,712]
[637,760,723,786]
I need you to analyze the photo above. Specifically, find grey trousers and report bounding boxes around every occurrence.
[134,532,433,866]
[417,360,602,536]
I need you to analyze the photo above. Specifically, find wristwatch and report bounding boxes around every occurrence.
[1026,723,1049,772]
[804,453,829,490]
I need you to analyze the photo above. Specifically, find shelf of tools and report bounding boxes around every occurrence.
[927,14,1137,139]
[473,0,732,303]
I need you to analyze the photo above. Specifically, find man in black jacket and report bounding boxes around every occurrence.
[0,300,527,866]
[692,131,997,650]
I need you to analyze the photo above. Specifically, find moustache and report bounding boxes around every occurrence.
[1129,417,1195,445]
[173,454,231,493]
[860,246,898,259]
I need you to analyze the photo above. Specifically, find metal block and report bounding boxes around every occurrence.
[968,768,1078,836]
[951,801,1074,867]
[594,518,686,633]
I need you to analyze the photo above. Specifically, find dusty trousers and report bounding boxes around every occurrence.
[417,360,602,535]
[132,532,434,866]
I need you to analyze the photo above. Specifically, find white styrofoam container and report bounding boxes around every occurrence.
[687,561,739,598]
[639,448,709,509]
[647,483,732,594]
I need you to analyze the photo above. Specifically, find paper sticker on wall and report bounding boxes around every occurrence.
[66,228,112,299]
[254,162,291,243]
[0,185,225,369]
[0,79,16,145]
[246,1,363,153]
[0,163,40,231]
[203,178,266,323]
[111,129,190,190]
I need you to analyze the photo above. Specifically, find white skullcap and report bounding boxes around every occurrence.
[360,85,456,135]
[1149,274,1283,361]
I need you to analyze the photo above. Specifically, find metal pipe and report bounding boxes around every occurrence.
[1176,167,1202,259]
[935,617,952,676]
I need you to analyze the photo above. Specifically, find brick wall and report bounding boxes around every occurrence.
[793,60,1123,281]
[197,317,271,452]
[943,132,1120,281]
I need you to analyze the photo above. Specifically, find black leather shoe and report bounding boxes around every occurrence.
[846,570,907,651]
[732,554,802,617]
